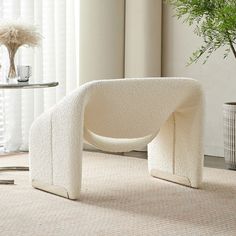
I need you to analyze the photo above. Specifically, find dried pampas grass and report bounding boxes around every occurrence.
[0,22,41,48]
[0,22,42,78]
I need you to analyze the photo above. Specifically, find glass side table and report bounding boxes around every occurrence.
[0,81,59,184]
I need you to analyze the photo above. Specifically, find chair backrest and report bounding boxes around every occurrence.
[83,77,197,152]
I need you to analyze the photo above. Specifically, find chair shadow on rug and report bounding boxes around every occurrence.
[30,78,204,200]
[78,165,236,230]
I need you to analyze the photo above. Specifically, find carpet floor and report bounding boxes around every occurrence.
[0,151,236,236]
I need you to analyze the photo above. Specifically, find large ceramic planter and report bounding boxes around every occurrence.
[223,102,236,170]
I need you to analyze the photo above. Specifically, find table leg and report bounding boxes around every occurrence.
[0,166,29,185]
[0,179,14,184]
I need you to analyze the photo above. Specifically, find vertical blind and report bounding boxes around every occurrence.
[0,0,80,151]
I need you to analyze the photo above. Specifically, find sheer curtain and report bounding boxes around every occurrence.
[0,0,80,151]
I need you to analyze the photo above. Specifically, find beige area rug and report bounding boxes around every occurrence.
[0,152,236,236]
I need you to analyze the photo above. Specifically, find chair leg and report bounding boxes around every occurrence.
[32,180,71,199]
[148,111,203,188]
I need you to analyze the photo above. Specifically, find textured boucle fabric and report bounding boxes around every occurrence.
[1,153,236,236]
[29,78,204,199]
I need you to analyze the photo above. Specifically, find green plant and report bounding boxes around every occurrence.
[167,0,236,64]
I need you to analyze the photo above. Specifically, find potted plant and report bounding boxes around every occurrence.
[167,0,236,169]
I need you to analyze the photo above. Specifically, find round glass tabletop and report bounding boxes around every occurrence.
[0,82,59,89]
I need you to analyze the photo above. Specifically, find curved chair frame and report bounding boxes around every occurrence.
[29,78,204,200]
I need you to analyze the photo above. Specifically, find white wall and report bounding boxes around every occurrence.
[125,0,162,77]
[162,4,236,157]
[80,0,125,85]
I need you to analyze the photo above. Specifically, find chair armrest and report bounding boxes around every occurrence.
[30,88,88,199]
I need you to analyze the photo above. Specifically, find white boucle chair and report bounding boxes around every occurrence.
[29,78,204,200]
